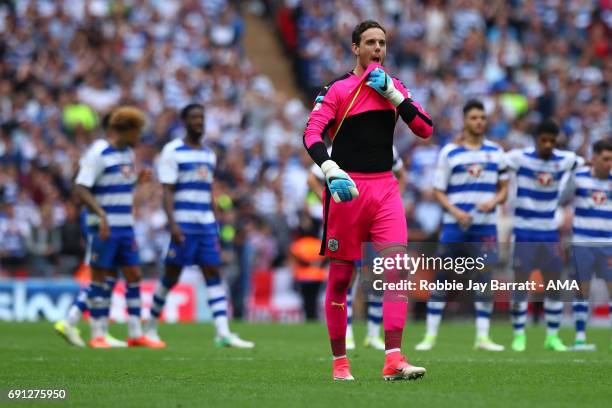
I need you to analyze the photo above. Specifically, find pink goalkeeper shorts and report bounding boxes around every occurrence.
[320,171,407,261]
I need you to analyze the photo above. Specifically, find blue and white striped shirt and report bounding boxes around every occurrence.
[75,139,136,236]
[433,140,508,234]
[158,138,217,235]
[571,167,612,244]
[506,147,580,241]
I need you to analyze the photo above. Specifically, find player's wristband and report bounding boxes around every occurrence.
[387,89,405,107]
[320,160,339,176]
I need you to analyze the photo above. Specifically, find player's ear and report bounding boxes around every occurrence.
[351,43,359,56]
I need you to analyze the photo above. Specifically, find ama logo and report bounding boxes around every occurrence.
[467,163,483,178]
[537,172,554,186]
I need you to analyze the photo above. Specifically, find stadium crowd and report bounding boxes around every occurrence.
[0,1,305,281]
[0,0,610,318]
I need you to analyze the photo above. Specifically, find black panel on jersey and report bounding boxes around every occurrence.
[331,109,396,173]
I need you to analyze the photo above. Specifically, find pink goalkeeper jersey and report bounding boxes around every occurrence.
[303,63,433,173]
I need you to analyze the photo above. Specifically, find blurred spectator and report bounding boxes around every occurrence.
[0,197,30,276]
[289,234,326,320]
[58,200,85,276]
[27,195,63,277]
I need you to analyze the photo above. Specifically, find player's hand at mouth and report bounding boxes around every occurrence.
[366,68,405,106]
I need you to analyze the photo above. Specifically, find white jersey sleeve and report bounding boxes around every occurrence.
[210,148,217,171]
[158,143,179,184]
[504,149,523,172]
[432,145,452,191]
[558,166,580,205]
[75,140,106,188]
[496,147,509,181]
[570,153,584,171]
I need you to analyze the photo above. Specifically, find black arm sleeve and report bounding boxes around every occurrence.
[305,141,331,167]
[396,98,433,127]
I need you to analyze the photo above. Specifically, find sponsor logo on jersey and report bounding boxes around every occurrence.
[537,172,553,186]
[197,165,208,180]
[467,163,483,178]
[592,190,607,206]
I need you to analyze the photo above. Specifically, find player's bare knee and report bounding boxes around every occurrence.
[122,266,142,283]
[201,265,220,281]
[331,276,351,292]
[575,282,590,299]
[91,267,110,282]
[164,264,182,284]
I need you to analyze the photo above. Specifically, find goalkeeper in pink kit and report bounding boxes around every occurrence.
[303,20,433,381]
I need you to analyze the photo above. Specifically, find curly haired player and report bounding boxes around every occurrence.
[73,107,163,348]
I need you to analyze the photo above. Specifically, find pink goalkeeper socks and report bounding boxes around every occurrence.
[381,252,408,350]
[325,261,353,357]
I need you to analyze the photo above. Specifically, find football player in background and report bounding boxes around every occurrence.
[145,103,253,349]
[416,100,508,352]
[72,106,163,348]
[565,138,612,351]
[505,120,582,352]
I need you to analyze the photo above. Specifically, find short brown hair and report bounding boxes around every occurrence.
[463,99,485,116]
[109,106,146,132]
[352,20,386,45]
[593,138,612,155]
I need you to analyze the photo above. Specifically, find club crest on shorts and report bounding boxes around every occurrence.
[327,238,339,252]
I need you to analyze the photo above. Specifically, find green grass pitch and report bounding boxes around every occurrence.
[1,321,611,407]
